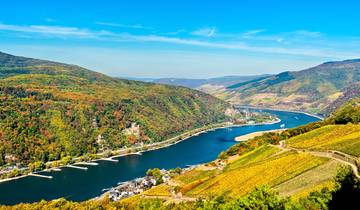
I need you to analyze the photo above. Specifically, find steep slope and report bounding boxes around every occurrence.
[221,59,360,114]
[0,51,231,167]
[322,82,360,116]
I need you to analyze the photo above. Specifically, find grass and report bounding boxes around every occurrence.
[288,124,360,156]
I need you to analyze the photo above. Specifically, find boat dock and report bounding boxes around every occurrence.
[29,173,53,179]
[75,162,99,166]
[66,165,88,170]
[101,157,119,162]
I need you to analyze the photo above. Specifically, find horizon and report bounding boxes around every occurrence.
[1,0,360,78]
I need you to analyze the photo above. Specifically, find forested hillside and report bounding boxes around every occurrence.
[0,52,230,168]
[219,59,360,115]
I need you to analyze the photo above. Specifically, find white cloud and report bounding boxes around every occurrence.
[95,21,153,30]
[0,44,325,78]
[191,27,216,37]
[165,29,185,35]
[242,29,266,37]
[119,34,359,58]
[0,23,99,37]
[292,30,322,38]
[0,23,358,59]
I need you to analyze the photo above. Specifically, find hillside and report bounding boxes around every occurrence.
[117,99,359,206]
[0,52,231,169]
[219,59,360,115]
[322,82,360,115]
[130,75,268,90]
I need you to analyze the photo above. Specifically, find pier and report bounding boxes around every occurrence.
[29,173,53,179]
[66,165,88,170]
[101,157,119,162]
[75,162,99,166]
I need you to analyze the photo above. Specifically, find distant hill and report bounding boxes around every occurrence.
[218,59,360,114]
[0,51,230,166]
[129,75,269,89]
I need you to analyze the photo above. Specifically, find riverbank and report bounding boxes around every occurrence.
[235,105,324,120]
[97,119,284,201]
[235,129,285,142]
[0,122,224,183]
[0,116,281,184]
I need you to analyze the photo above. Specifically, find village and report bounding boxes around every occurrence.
[107,167,194,201]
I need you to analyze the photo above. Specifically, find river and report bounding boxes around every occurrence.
[0,109,319,205]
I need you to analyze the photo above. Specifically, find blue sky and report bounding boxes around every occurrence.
[1,0,360,78]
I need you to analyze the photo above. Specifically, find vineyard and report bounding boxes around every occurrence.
[185,151,328,197]
[224,145,280,171]
[175,169,220,185]
[288,124,360,156]
[142,144,332,200]
[273,160,340,198]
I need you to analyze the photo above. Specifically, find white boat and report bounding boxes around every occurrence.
[280,124,285,128]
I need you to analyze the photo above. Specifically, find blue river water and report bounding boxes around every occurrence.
[0,109,319,205]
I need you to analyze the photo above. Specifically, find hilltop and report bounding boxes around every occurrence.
[0,52,231,171]
[218,59,360,115]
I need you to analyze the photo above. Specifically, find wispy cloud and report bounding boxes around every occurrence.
[242,29,266,37]
[165,29,185,35]
[0,23,358,59]
[95,21,153,30]
[191,27,216,37]
[291,30,322,38]
[0,23,101,37]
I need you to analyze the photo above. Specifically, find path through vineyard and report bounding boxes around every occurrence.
[273,141,360,178]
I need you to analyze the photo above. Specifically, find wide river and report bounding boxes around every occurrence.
[0,109,319,205]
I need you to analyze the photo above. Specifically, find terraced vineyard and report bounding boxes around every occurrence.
[185,151,328,197]
[273,160,340,198]
[288,124,360,156]
[140,145,334,200]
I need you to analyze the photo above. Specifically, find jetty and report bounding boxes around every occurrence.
[102,157,119,162]
[66,165,88,170]
[75,162,99,166]
[29,173,53,179]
